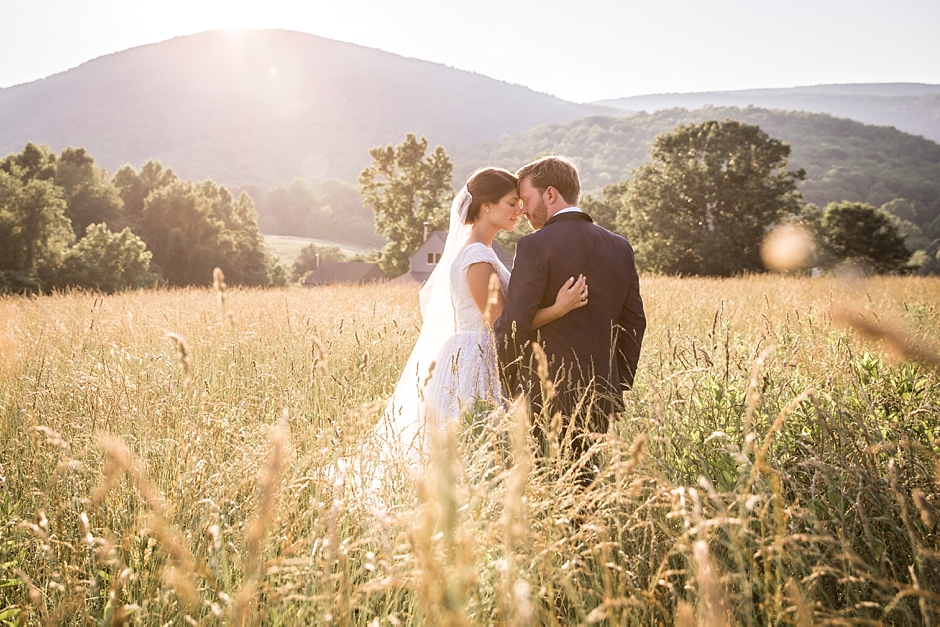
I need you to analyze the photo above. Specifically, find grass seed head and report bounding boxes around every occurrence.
[692,540,730,627]
[832,306,940,369]
[166,331,193,387]
[483,272,501,327]
[213,267,227,307]
[311,335,329,376]
[912,489,936,527]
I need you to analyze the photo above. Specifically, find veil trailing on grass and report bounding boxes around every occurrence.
[375,187,473,458]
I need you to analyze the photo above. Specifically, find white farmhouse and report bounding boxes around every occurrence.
[391,230,513,284]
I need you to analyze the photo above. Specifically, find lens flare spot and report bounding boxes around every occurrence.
[761,224,815,272]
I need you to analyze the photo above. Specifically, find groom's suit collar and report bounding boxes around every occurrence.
[543,208,594,228]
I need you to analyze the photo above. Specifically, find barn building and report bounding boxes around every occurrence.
[302,261,386,286]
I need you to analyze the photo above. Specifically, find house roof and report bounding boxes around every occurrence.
[388,271,432,285]
[303,261,386,285]
[411,231,448,260]
[411,231,513,267]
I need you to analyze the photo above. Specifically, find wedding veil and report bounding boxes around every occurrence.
[376,187,474,457]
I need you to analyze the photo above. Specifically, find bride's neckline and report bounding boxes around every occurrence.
[461,241,493,253]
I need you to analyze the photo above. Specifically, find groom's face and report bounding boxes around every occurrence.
[520,177,548,230]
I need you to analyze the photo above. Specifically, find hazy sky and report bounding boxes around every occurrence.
[2,0,939,102]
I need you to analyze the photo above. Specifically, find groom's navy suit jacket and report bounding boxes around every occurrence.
[494,211,646,419]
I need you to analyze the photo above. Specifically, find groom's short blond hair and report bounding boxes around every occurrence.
[516,156,581,205]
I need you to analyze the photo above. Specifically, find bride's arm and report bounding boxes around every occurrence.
[467,262,506,326]
[532,275,587,329]
[468,264,588,329]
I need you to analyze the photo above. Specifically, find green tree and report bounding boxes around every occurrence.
[617,119,805,276]
[112,160,179,226]
[0,142,57,183]
[919,239,940,276]
[581,180,628,232]
[0,168,73,293]
[56,223,159,292]
[2,144,125,237]
[290,243,346,282]
[359,134,453,277]
[252,178,379,245]
[880,199,932,251]
[114,163,276,287]
[54,148,123,236]
[817,201,911,274]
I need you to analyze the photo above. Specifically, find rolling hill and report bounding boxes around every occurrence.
[0,29,611,187]
[453,107,940,230]
[597,84,940,143]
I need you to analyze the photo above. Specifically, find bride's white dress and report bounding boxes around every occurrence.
[377,187,506,463]
[425,242,511,426]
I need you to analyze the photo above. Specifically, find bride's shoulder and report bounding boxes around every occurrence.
[460,242,495,257]
[453,242,496,270]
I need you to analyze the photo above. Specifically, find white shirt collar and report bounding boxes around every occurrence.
[553,206,582,217]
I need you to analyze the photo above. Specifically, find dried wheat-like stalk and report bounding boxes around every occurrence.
[311,335,329,377]
[743,345,774,453]
[786,577,814,626]
[232,414,289,626]
[530,342,554,404]
[692,540,730,627]
[29,425,71,452]
[213,267,227,308]
[483,272,501,327]
[12,566,48,625]
[912,489,937,527]
[499,396,534,626]
[166,332,193,388]
[832,306,940,369]
[674,600,696,627]
[92,436,203,613]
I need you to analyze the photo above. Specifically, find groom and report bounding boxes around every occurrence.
[494,156,645,479]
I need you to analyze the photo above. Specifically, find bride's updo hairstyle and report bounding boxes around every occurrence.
[464,167,518,224]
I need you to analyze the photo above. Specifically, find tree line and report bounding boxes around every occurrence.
[452,107,940,247]
[3,116,930,296]
[363,122,926,278]
[0,144,286,294]
[242,178,383,247]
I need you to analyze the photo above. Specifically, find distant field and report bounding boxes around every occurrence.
[263,234,367,266]
[1,276,939,624]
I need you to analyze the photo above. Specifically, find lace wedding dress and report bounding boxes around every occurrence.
[425,242,511,425]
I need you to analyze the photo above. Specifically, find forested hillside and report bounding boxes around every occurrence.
[0,29,610,187]
[453,107,940,232]
[598,83,940,142]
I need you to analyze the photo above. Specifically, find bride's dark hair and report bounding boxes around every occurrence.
[465,167,518,224]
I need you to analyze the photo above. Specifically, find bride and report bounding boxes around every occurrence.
[377,167,588,458]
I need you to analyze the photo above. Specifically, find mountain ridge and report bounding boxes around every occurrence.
[0,29,613,186]
[597,84,940,142]
[453,106,940,232]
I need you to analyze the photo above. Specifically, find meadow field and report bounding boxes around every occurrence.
[1,276,939,625]
[262,236,364,266]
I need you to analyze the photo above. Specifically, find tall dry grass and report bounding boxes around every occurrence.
[0,276,938,625]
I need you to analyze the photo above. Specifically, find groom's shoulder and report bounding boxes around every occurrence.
[517,228,547,247]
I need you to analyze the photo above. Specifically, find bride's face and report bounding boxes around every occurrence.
[482,190,523,232]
